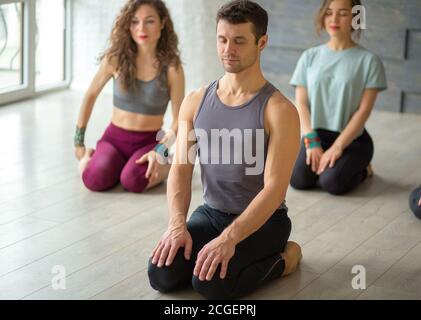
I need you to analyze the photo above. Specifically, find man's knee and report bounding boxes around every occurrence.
[147,259,182,293]
[192,275,232,300]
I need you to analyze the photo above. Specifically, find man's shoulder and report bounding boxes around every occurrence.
[180,85,209,120]
[265,90,299,127]
[267,90,295,113]
[187,85,208,103]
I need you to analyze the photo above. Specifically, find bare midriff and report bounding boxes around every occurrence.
[111,107,164,132]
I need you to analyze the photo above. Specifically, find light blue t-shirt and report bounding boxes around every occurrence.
[290,44,387,133]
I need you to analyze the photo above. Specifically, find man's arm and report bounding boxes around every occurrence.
[194,92,300,281]
[167,89,203,227]
[159,64,185,146]
[151,88,205,267]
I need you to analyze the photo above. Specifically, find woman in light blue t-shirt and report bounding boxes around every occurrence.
[290,0,387,195]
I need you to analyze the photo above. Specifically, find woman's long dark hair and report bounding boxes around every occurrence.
[100,0,181,90]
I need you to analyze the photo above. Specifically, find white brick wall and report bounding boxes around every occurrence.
[71,0,126,93]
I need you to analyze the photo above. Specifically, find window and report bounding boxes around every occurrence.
[0,1,23,91]
[0,0,71,106]
[35,0,66,89]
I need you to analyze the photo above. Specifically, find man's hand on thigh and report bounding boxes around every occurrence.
[151,224,193,267]
[193,235,235,281]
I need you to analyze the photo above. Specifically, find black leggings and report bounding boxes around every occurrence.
[290,129,374,195]
[148,204,291,300]
[409,186,421,220]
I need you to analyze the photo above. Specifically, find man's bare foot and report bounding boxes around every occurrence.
[78,148,94,176]
[281,241,302,277]
[366,164,374,178]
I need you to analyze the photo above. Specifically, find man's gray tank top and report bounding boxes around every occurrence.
[193,80,287,215]
[113,67,170,116]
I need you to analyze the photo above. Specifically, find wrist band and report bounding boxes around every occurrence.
[304,131,321,149]
[154,143,169,158]
[74,126,86,147]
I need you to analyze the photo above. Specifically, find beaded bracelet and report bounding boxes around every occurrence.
[74,126,86,147]
[303,131,321,149]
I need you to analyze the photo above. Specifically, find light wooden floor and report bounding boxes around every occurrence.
[0,90,420,300]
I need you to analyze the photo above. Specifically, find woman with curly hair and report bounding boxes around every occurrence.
[75,0,184,193]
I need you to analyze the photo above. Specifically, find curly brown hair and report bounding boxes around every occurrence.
[100,0,181,91]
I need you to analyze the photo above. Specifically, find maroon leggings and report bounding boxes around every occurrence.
[82,123,159,193]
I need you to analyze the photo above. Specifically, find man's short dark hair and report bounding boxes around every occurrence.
[216,0,268,44]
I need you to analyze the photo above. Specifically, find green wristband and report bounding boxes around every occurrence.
[74,126,86,147]
[304,131,319,140]
[304,131,322,149]
[154,143,169,158]
[309,141,322,149]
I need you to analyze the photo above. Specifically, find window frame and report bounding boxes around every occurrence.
[0,0,72,106]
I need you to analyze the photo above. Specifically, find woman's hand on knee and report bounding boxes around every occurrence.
[150,224,193,268]
[306,147,323,173]
[317,145,343,175]
[136,151,162,185]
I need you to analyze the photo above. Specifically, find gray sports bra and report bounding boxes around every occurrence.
[113,68,170,116]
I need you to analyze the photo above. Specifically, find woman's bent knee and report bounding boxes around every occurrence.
[290,169,317,190]
[319,172,347,195]
[82,166,117,192]
[120,165,149,193]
